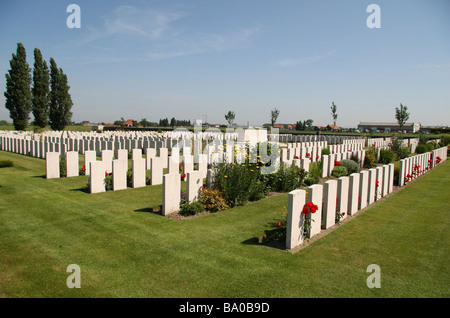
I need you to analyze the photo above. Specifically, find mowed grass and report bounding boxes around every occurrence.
[0,150,449,298]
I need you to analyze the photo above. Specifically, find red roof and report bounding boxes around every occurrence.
[124,119,134,126]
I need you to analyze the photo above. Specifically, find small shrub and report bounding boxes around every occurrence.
[213,162,260,207]
[249,179,267,201]
[332,166,348,178]
[304,177,316,186]
[0,160,14,168]
[350,153,360,164]
[199,187,229,212]
[126,169,133,187]
[104,172,113,191]
[321,147,330,156]
[59,156,67,177]
[274,163,302,192]
[364,147,377,168]
[339,159,359,175]
[308,161,322,183]
[415,143,433,154]
[395,146,410,160]
[179,201,205,216]
[439,135,450,146]
[378,149,395,164]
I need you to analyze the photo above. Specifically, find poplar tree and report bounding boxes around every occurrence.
[32,48,50,128]
[49,58,73,131]
[4,43,32,130]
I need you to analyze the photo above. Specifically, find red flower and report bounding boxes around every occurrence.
[302,207,310,215]
[342,212,345,216]
[81,166,86,171]
[306,153,310,158]
[105,171,108,176]
[294,156,299,159]
[375,180,379,187]
[277,221,282,227]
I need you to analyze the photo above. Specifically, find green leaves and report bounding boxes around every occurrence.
[4,43,32,130]
[49,58,73,131]
[4,44,72,131]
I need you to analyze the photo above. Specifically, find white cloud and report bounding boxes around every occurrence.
[76,5,260,64]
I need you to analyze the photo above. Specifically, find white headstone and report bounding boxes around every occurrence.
[113,160,127,191]
[46,152,60,179]
[150,157,164,185]
[323,180,337,229]
[132,158,146,188]
[162,173,181,216]
[89,161,106,193]
[186,171,203,203]
[359,170,369,210]
[286,189,306,250]
[66,151,79,177]
[307,184,323,238]
[348,173,360,216]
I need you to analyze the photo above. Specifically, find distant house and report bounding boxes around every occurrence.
[327,124,340,132]
[273,124,284,129]
[124,119,134,127]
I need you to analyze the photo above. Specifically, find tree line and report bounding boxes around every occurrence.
[113,117,191,127]
[4,43,73,131]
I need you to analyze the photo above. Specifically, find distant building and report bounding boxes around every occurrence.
[357,122,420,133]
[124,119,134,127]
[327,124,340,132]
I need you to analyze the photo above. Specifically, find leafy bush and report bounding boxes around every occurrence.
[273,163,303,192]
[0,160,14,168]
[304,177,316,186]
[378,149,395,164]
[199,187,229,212]
[59,156,66,177]
[179,201,205,216]
[332,166,348,178]
[213,162,260,207]
[249,179,267,202]
[350,153,360,164]
[126,169,133,187]
[395,146,410,160]
[339,159,359,175]
[321,147,330,156]
[439,135,450,146]
[308,161,322,183]
[104,172,113,191]
[389,134,410,160]
[364,147,377,168]
[416,143,433,154]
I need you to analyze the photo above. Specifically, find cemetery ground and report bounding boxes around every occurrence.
[0,150,449,298]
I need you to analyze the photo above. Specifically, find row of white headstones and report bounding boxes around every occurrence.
[285,146,448,251]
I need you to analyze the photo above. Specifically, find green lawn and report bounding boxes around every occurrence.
[0,150,449,298]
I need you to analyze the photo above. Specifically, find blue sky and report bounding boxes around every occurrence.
[1,0,449,127]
